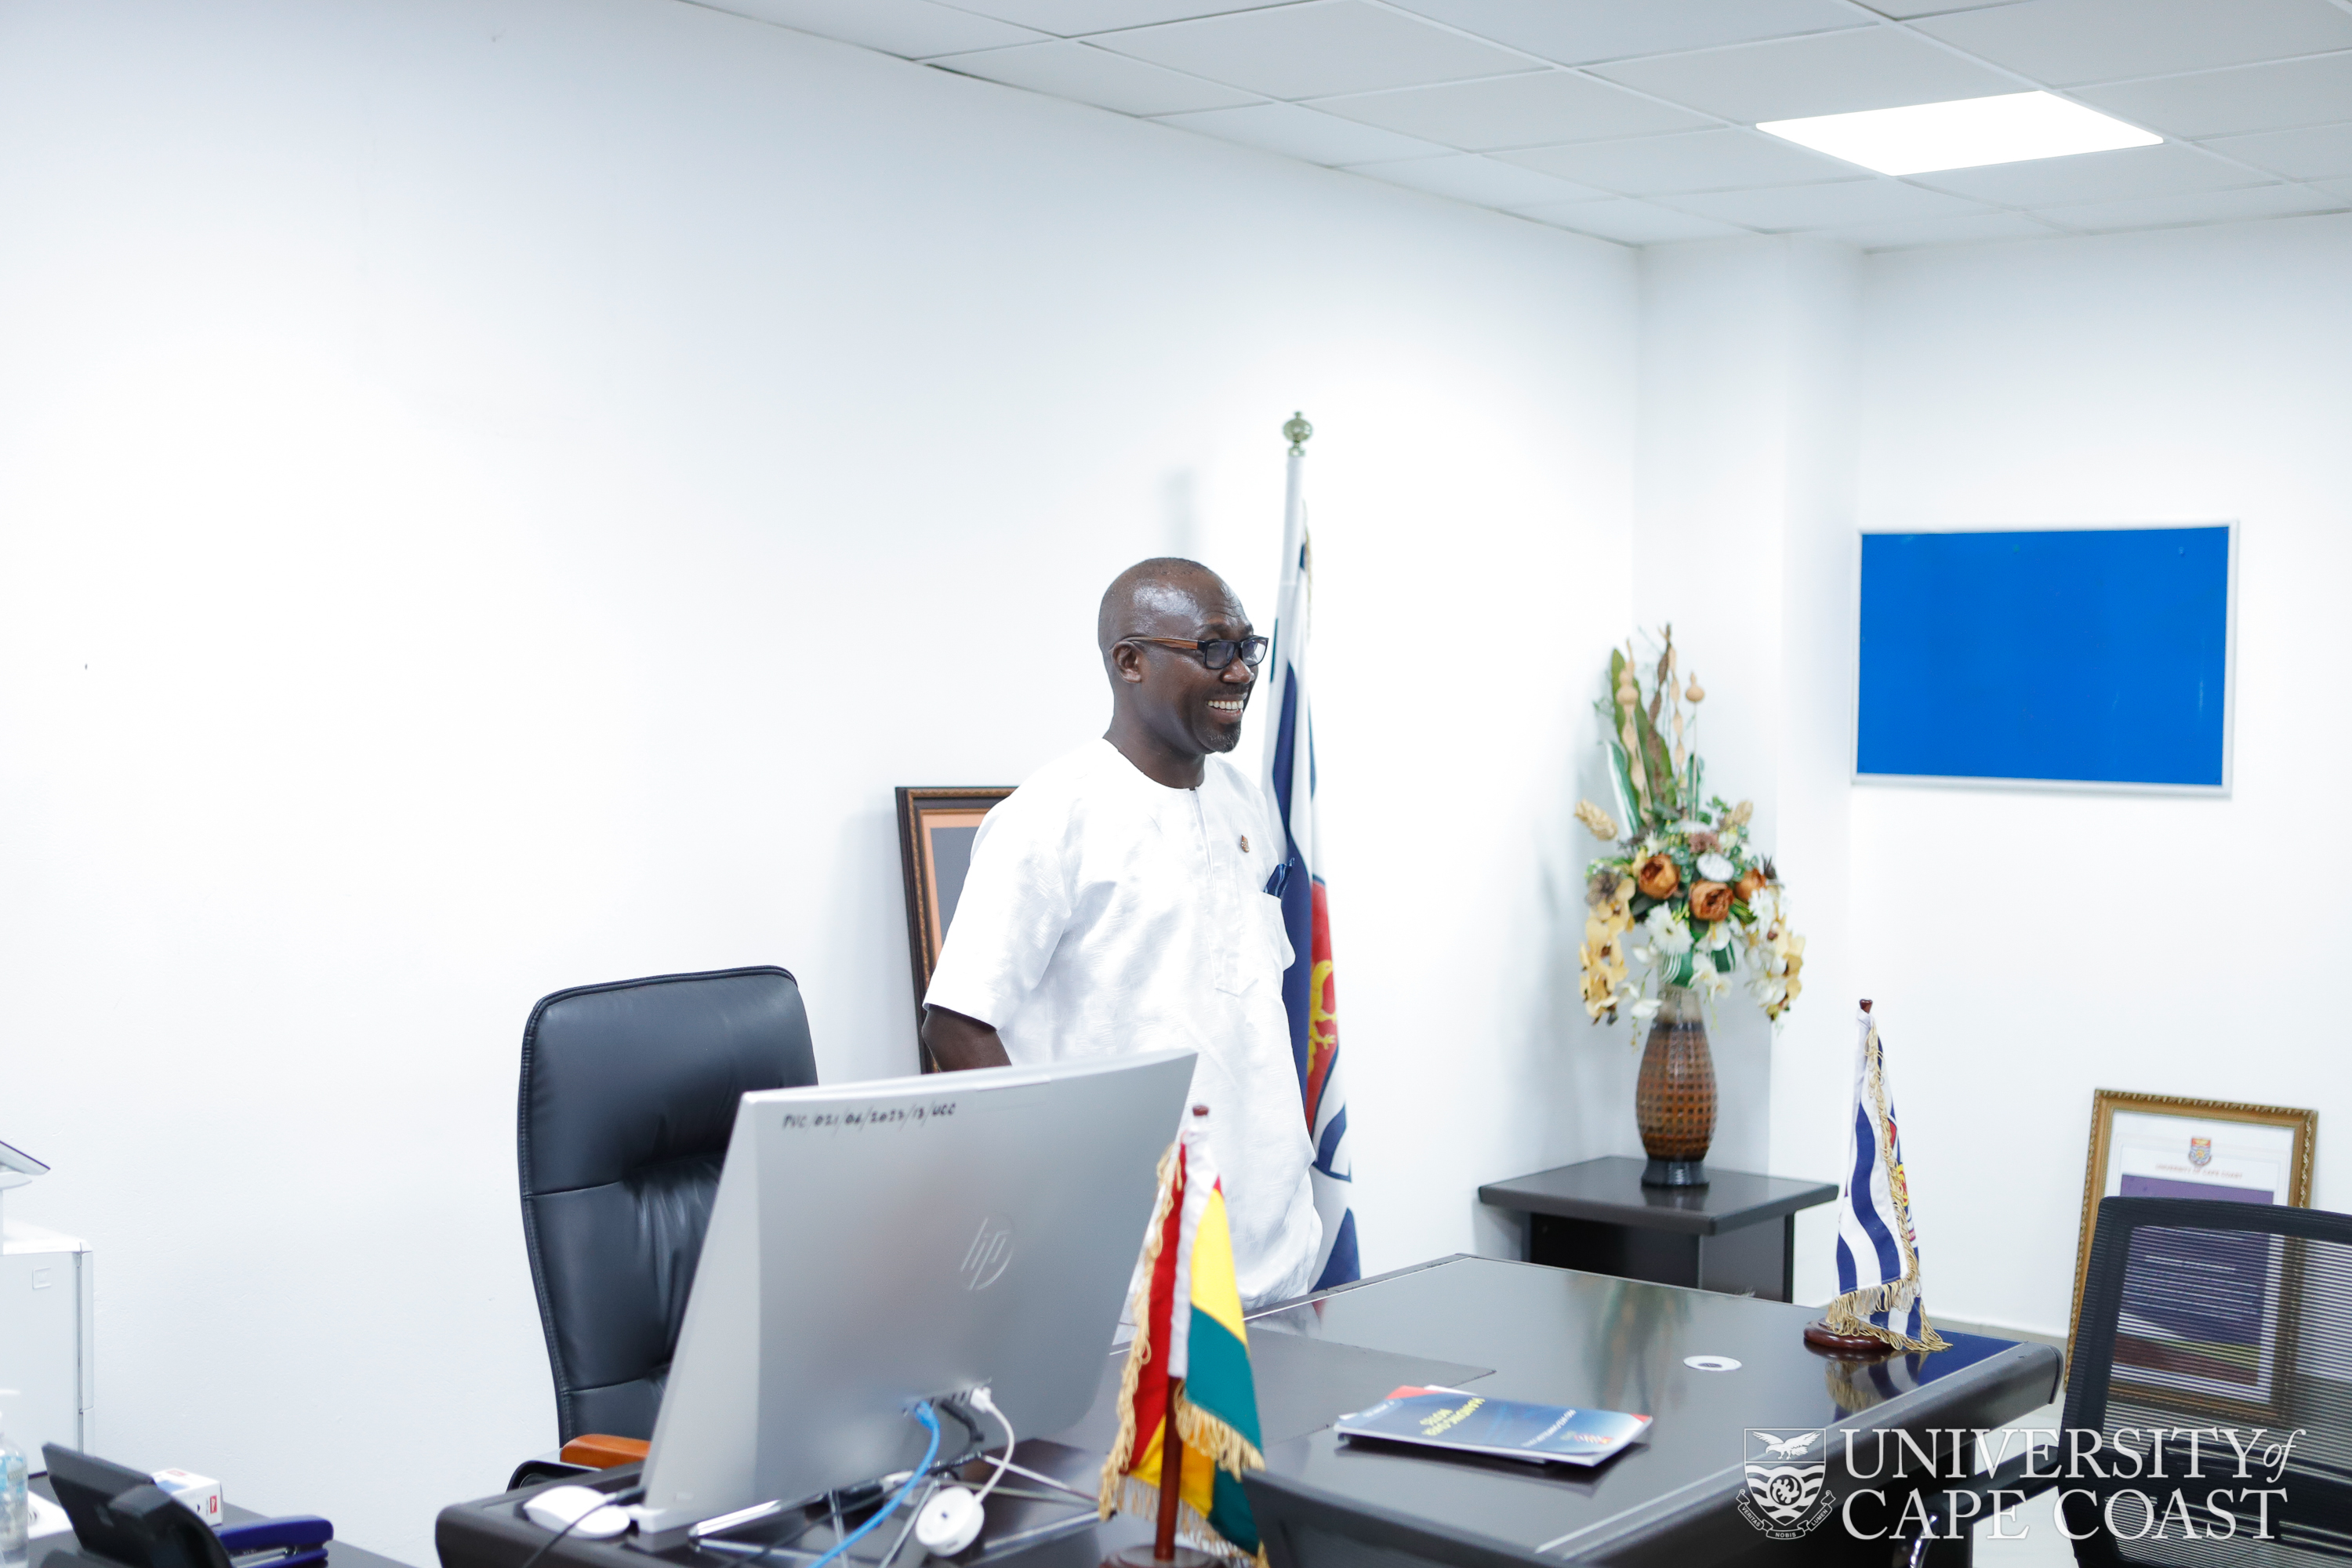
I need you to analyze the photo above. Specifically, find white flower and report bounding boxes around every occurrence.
[1747,886,1780,923]
[1691,965,1729,998]
[1697,851,1735,881]
[1643,904,1693,954]
[1701,920,1734,952]
[1671,819,1707,837]
[1630,996,1663,1022]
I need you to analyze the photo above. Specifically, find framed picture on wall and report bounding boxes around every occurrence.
[1856,522,2237,793]
[895,786,1014,1066]
[2071,1090,2317,1415]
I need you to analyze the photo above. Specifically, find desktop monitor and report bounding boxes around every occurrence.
[636,1048,1195,1532]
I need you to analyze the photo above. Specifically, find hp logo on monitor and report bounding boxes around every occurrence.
[960,1217,1014,1290]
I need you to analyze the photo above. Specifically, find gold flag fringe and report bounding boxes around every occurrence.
[1174,1399,1265,1479]
[1095,1140,1272,1564]
[1098,1141,1179,1518]
[1100,1475,1271,1567]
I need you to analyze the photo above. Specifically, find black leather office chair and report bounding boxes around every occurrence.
[1904,1195,2352,1566]
[517,965,818,1445]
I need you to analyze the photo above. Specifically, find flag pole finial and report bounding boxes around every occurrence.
[1283,411,1312,456]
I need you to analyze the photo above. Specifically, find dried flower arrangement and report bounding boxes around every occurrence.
[1576,626,1805,1033]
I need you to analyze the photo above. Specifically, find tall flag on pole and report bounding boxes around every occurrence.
[1824,1004,1948,1352]
[1265,412,1359,1290]
[1098,1112,1268,1564]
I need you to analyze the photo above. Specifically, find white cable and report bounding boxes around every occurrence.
[965,1387,1018,1507]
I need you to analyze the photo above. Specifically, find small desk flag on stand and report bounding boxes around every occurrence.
[1823,1004,1949,1353]
[1265,412,1359,1290]
[1099,1109,1268,1566]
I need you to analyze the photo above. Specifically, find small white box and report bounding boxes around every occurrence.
[154,1468,224,1529]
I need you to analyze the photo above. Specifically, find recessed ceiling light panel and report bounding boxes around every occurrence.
[1758,92,2160,176]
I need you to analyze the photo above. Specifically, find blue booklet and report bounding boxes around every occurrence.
[1334,1386,1651,1467]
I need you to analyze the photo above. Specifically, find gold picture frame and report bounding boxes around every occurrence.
[895,786,1013,1067]
[2069,1089,2317,1405]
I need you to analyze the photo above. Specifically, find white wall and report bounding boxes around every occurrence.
[1845,215,2352,1334]
[0,0,1635,1558]
[1639,219,2352,1330]
[1632,238,1861,1198]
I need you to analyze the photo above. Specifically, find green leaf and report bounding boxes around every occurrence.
[1713,947,1735,974]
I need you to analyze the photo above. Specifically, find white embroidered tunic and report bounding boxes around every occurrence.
[924,739,1321,1307]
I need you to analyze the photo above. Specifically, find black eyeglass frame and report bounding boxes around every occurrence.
[1121,635,1269,671]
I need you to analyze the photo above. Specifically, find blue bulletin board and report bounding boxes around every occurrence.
[1856,524,2234,791]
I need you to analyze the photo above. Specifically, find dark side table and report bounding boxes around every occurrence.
[1477,1155,1837,1301]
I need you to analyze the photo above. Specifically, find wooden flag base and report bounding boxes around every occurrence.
[1803,1319,1894,1357]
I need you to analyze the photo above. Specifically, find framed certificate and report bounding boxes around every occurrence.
[894,786,1013,1063]
[2071,1090,2317,1414]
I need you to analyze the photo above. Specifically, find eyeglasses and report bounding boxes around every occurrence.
[1123,635,1269,671]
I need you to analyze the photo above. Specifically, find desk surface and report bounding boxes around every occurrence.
[435,1254,2060,1568]
[1477,1158,1838,1235]
[31,1475,415,1568]
[1243,1255,2055,1563]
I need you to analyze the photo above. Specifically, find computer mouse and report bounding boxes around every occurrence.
[913,1485,985,1556]
[522,1485,632,1540]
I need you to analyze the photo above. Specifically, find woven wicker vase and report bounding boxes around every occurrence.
[1635,985,1715,1187]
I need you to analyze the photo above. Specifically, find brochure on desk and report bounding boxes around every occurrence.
[1334,1387,1651,1467]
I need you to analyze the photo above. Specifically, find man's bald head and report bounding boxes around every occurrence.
[1094,557,1257,782]
[1096,557,1240,659]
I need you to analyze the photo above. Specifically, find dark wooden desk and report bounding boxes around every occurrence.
[435,1255,2060,1568]
[1479,1156,1838,1301]
[31,1474,415,1568]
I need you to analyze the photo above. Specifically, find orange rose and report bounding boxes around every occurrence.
[1635,853,1679,900]
[1690,880,1733,922]
[1734,867,1767,902]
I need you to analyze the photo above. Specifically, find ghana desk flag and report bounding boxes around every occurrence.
[1825,1007,1949,1353]
[1099,1112,1267,1564]
[1265,412,1359,1290]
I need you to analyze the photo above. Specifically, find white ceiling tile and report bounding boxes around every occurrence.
[941,0,1295,34]
[1379,1,1864,67]
[930,41,1261,114]
[1312,71,1711,150]
[2075,53,2352,139]
[1347,153,1608,205]
[1588,27,2020,123]
[1912,0,2352,89]
[1152,101,1455,164]
[1091,1,1541,100]
[1499,127,1856,193]
[1828,211,2067,248]
[686,0,1044,56]
[2031,182,2350,231]
[2201,122,2352,181]
[1515,196,1753,243]
[1906,141,2270,205]
[1661,177,1993,228]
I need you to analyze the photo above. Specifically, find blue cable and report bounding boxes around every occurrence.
[804,1402,940,1568]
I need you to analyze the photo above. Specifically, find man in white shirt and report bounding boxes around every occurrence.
[922,558,1322,1307]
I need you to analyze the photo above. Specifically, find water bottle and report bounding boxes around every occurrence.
[0,1388,27,1560]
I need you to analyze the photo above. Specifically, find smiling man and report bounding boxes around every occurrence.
[921,557,1321,1307]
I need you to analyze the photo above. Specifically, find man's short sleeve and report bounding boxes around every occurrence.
[921,790,1073,1031]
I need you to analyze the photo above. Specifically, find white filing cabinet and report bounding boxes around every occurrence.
[0,1219,95,1462]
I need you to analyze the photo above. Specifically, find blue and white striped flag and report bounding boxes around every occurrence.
[1828,1007,1947,1352]
[1264,417,1359,1290]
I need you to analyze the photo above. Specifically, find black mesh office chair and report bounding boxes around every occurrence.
[1905,1196,2352,1565]
[517,965,818,1445]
